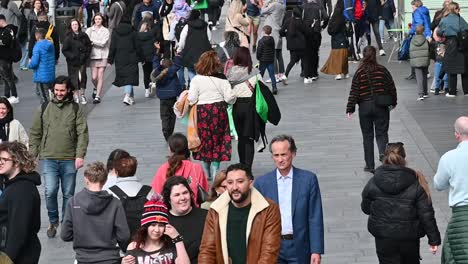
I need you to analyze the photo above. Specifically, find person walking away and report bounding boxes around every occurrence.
[257,25,277,94]
[362,142,440,262]
[159,0,174,59]
[216,30,240,66]
[151,133,209,207]
[108,0,126,33]
[0,97,29,145]
[366,0,385,55]
[346,46,397,173]
[61,162,130,263]
[151,47,184,140]
[437,2,468,97]
[102,148,130,190]
[207,0,220,30]
[0,15,21,104]
[410,25,430,101]
[28,27,55,104]
[280,7,306,81]
[321,2,349,80]
[245,0,262,52]
[187,51,236,180]
[225,0,249,48]
[434,116,468,263]
[108,19,142,105]
[29,75,89,238]
[137,19,158,98]
[0,142,41,264]
[379,0,396,43]
[260,0,285,84]
[62,19,93,104]
[85,13,110,102]
[356,0,371,58]
[406,0,431,80]
[301,0,329,83]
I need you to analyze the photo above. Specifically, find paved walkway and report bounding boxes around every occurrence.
[6,8,468,264]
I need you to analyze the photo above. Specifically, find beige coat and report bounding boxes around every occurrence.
[225,0,250,48]
[86,26,110,60]
[6,119,29,147]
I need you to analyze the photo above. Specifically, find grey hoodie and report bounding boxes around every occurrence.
[61,188,130,263]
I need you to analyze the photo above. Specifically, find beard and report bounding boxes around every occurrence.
[229,189,250,204]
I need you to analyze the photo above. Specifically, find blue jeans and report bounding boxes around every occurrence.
[260,63,277,90]
[19,41,28,68]
[433,61,448,90]
[123,85,134,97]
[42,159,77,224]
[187,68,196,82]
[379,19,395,40]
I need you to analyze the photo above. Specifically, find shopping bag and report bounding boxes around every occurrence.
[255,77,269,123]
[187,105,201,152]
[227,105,238,139]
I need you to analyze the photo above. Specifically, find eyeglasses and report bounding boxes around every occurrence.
[0,157,13,164]
[386,142,404,148]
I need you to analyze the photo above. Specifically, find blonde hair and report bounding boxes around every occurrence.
[443,2,459,16]
[415,25,425,35]
[411,0,423,7]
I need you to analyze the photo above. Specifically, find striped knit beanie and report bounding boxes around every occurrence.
[141,194,169,226]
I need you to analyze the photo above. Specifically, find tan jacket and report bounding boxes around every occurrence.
[86,26,110,60]
[198,188,281,264]
[225,0,250,48]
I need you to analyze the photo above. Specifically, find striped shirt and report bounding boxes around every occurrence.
[346,64,397,113]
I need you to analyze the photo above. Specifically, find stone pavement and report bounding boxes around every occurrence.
[5,8,468,264]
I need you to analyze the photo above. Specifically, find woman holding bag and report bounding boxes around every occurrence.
[187,51,236,181]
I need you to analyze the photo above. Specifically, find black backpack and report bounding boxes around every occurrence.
[0,27,14,48]
[110,185,152,236]
[174,19,187,42]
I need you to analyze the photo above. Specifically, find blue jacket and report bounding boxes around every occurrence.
[438,13,468,37]
[409,6,431,38]
[254,167,324,263]
[29,39,55,83]
[152,55,183,100]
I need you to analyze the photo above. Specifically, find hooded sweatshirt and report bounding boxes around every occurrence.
[0,171,41,264]
[410,34,429,68]
[61,188,130,263]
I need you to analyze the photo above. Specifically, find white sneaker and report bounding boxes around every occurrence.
[417,96,424,101]
[212,26,217,31]
[123,94,131,105]
[7,96,19,104]
[423,94,429,98]
[74,96,80,104]
[311,76,318,81]
[344,74,350,79]
[427,73,431,79]
[446,93,456,98]
[129,97,135,105]
[280,75,287,81]
[145,89,150,98]
[379,49,386,56]
[304,78,312,84]
[80,95,87,105]
[335,74,343,80]
[358,53,363,60]
[265,78,272,83]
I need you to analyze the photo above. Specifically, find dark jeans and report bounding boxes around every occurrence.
[259,63,276,89]
[285,50,303,77]
[0,60,17,97]
[36,82,53,104]
[358,101,390,169]
[238,136,254,168]
[369,20,383,50]
[274,49,285,73]
[86,3,100,27]
[160,98,177,141]
[142,61,153,89]
[303,32,322,78]
[278,239,298,263]
[375,238,420,264]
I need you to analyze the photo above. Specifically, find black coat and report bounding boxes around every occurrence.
[61,31,92,66]
[361,165,441,245]
[181,19,212,68]
[137,29,157,63]
[0,172,41,264]
[256,36,275,64]
[0,25,21,62]
[366,0,382,22]
[280,17,307,51]
[28,21,60,60]
[442,37,466,74]
[108,23,142,87]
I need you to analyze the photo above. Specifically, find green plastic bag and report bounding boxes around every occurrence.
[255,77,269,123]
[227,105,238,139]
[191,0,208,10]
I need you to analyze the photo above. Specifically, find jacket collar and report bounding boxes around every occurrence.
[210,188,270,264]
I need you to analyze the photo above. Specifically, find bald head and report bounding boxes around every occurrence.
[454,116,468,139]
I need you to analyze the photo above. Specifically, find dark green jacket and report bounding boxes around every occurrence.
[29,98,89,159]
[442,205,468,263]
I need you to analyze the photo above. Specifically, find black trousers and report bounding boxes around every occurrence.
[86,3,100,28]
[303,32,322,78]
[208,5,221,25]
[142,62,153,89]
[238,136,254,168]
[0,60,17,97]
[285,50,303,77]
[358,101,390,169]
[67,64,87,90]
[274,49,285,73]
[160,98,177,141]
[375,238,420,264]
[448,54,468,95]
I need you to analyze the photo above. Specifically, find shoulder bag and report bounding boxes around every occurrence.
[367,73,394,107]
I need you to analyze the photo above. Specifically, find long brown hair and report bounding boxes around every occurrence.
[166,133,190,179]
[359,46,378,72]
[383,143,432,201]
[132,225,172,250]
[206,170,227,202]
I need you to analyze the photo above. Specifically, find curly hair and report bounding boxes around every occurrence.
[131,224,172,251]
[0,142,37,173]
[195,50,221,76]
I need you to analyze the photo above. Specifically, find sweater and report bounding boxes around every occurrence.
[438,13,468,37]
[168,207,207,264]
[256,35,275,64]
[410,34,429,68]
[188,75,236,105]
[61,188,130,263]
[346,64,397,113]
[28,39,55,83]
[85,26,110,60]
[6,119,29,146]
[134,2,161,29]
[0,172,41,264]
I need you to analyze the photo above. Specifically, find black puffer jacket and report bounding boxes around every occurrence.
[61,31,92,66]
[256,35,275,64]
[108,23,142,87]
[181,19,211,68]
[280,16,306,51]
[137,30,156,63]
[361,165,441,245]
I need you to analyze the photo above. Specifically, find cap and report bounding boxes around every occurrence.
[141,194,169,226]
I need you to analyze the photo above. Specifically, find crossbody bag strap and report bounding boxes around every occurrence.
[244,79,255,92]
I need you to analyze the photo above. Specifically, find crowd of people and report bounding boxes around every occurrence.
[1,0,468,262]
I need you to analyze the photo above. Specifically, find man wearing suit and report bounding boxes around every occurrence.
[255,134,324,264]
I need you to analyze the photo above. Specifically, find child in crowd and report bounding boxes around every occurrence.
[257,25,277,94]
[122,194,190,264]
[431,27,448,95]
[61,162,130,263]
[28,28,55,104]
[409,25,430,101]
[151,42,184,141]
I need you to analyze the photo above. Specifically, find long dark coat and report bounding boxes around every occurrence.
[108,23,141,87]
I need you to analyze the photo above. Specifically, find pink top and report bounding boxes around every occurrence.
[151,160,209,207]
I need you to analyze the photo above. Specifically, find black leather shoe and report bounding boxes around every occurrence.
[364,166,375,174]
[405,74,415,80]
[272,88,278,95]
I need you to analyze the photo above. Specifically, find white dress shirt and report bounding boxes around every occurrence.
[277,168,293,235]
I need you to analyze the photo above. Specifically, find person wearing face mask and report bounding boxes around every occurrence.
[0,97,28,146]
[0,142,41,264]
[162,176,207,264]
[200,170,227,209]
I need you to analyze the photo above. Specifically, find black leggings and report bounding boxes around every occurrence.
[238,136,254,168]
[285,50,303,77]
[142,62,153,89]
[86,3,100,28]
[274,49,285,74]
[375,238,420,264]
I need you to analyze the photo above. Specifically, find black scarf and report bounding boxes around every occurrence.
[0,111,14,142]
